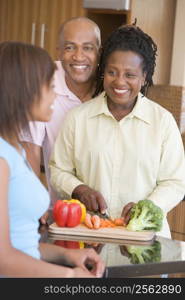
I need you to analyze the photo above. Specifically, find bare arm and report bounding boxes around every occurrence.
[21,142,41,177]
[39,242,105,276]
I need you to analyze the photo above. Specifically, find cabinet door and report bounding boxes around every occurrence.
[0,0,8,42]
[38,0,85,59]
[0,0,85,57]
[3,0,40,44]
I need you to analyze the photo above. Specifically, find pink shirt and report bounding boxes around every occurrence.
[22,61,81,206]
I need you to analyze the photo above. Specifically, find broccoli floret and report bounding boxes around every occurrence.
[126,199,163,232]
[126,240,161,264]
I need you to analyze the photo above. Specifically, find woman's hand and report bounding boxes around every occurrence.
[119,245,130,257]
[39,210,49,225]
[121,202,135,225]
[85,242,105,254]
[70,267,98,278]
[62,247,105,278]
[72,184,107,214]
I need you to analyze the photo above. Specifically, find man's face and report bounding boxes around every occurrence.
[58,21,100,85]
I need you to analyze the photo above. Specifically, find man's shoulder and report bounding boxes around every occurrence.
[54,61,65,83]
[67,93,103,116]
[20,121,46,146]
[53,61,80,101]
[54,61,64,72]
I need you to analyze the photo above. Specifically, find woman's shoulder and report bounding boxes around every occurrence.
[137,94,178,130]
[142,94,173,117]
[0,137,16,156]
[0,137,21,169]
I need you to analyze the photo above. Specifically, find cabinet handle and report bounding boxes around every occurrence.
[31,23,36,45]
[40,23,46,48]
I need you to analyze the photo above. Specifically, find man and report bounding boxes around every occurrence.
[21,17,101,223]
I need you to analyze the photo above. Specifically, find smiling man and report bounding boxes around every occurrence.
[21,17,101,223]
[58,18,100,97]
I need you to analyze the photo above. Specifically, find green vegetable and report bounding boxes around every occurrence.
[126,240,161,264]
[126,199,163,232]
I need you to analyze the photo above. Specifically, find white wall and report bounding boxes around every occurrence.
[170,0,185,86]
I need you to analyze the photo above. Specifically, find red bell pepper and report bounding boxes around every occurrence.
[53,200,82,227]
[54,240,82,249]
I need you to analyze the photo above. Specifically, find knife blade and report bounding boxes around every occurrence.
[88,209,110,220]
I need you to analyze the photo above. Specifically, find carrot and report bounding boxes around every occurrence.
[104,219,116,227]
[100,218,107,227]
[91,215,101,229]
[100,218,115,228]
[113,218,125,226]
[84,213,93,229]
[85,214,117,229]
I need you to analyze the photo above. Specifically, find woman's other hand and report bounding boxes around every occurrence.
[121,202,135,225]
[63,247,105,278]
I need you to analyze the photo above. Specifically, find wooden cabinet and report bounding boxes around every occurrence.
[35,0,85,59]
[167,200,185,241]
[0,0,85,59]
[0,0,39,44]
[0,0,8,42]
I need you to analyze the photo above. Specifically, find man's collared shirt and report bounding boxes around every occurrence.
[21,61,81,205]
[50,92,185,238]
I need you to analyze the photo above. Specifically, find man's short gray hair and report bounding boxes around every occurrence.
[58,17,101,49]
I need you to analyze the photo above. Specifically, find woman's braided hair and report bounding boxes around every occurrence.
[94,23,157,97]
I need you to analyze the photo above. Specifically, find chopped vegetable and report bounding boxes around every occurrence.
[126,240,161,264]
[100,218,115,227]
[84,214,115,229]
[113,218,125,226]
[91,215,101,229]
[126,199,163,232]
[84,213,93,229]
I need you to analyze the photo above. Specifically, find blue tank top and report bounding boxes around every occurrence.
[0,137,49,259]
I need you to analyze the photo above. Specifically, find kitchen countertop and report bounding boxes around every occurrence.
[39,224,185,278]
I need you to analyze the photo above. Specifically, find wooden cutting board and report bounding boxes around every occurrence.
[48,222,155,242]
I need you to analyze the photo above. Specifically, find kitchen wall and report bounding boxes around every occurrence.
[130,0,176,85]
[170,0,185,87]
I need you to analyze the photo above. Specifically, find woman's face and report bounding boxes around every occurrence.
[103,50,146,109]
[31,80,56,122]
